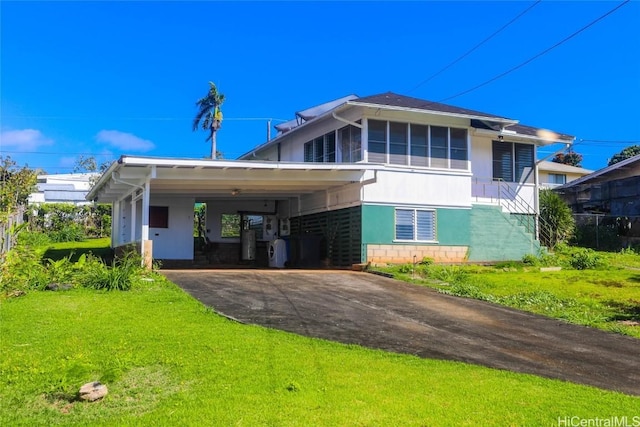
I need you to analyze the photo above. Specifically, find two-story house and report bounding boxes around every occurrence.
[87,92,575,267]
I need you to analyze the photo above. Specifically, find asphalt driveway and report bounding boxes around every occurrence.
[162,269,640,396]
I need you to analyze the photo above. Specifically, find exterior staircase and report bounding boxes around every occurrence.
[467,204,541,262]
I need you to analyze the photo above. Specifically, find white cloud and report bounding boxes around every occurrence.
[0,129,53,150]
[96,130,155,152]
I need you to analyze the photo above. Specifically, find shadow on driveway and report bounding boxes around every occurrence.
[162,269,640,396]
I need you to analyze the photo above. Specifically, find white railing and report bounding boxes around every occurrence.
[471,178,552,245]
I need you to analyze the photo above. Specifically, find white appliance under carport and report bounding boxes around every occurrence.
[268,238,287,268]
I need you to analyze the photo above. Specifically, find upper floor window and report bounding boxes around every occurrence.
[367,119,468,169]
[339,125,361,163]
[304,131,336,163]
[492,141,534,183]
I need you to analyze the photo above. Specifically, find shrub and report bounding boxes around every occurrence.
[48,224,86,243]
[568,248,603,270]
[427,265,468,284]
[539,189,575,249]
[80,250,142,291]
[522,254,539,266]
[16,231,51,247]
[397,263,413,274]
[0,244,49,292]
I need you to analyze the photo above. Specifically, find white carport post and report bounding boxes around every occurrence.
[112,200,120,247]
[130,195,137,243]
[140,167,155,269]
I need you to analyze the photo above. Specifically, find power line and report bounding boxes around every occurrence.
[439,0,630,103]
[407,0,541,94]
[578,139,640,144]
[0,150,115,156]
[1,116,290,122]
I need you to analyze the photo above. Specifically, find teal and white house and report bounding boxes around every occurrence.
[87,92,574,266]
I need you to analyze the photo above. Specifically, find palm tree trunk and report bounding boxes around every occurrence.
[211,130,217,159]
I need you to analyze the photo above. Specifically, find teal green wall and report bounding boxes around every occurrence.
[361,204,471,245]
[361,205,395,244]
[437,208,471,245]
[468,205,540,261]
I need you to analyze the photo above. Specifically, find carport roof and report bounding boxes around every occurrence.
[87,155,371,203]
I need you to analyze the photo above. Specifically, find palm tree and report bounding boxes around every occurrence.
[192,82,225,159]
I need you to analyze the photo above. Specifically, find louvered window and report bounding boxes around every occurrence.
[389,122,408,165]
[492,141,534,182]
[368,119,387,163]
[395,209,436,241]
[304,141,314,162]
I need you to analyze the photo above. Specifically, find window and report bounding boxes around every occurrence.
[368,119,387,163]
[304,141,314,162]
[450,127,468,169]
[325,132,336,162]
[389,122,408,165]
[492,141,534,182]
[548,173,566,185]
[149,206,169,228]
[515,143,534,182]
[221,214,241,238]
[430,126,448,168]
[395,208,436,241]
[410,124,428,167]
[304,131,338,163]
[340,125,362,163]
[314,137,324,162]
[368,120,467,169]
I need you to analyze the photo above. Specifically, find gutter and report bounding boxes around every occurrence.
[85,156,123,201]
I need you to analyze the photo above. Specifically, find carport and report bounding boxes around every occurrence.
[86,155,371,267]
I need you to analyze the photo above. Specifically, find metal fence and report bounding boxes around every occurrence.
[572,213,640,251]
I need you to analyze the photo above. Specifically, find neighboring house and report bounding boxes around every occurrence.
[538,161,592,189]
[87,92,575,267]
[555,154,640,216]
[29,173,98,206]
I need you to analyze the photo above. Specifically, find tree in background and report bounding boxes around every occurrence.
[552,150,583,167]
[0,156,38,214]
[73,155,111,186]
[539,189,575,250]
[192,82,225,159]
[608,145,640,166]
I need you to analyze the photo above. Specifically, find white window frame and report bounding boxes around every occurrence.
[394,208,437,242]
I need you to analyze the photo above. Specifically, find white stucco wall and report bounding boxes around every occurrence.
[362,169,471,208]
[148,197,195,260]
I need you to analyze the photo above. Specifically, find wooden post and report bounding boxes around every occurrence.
[143,239,153,270]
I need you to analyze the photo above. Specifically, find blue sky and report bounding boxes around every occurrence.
[1,1,639,173]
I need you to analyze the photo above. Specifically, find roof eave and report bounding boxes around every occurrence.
[347,100,519,125]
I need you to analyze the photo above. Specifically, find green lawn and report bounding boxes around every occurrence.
[1,275,638,426]
[39,237,112,262]
[375,252,640,338]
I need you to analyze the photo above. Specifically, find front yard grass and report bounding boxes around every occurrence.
[1,276,638,426]
[375,250,640,338]
[39,237,112,262]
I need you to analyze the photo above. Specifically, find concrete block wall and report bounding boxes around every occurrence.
[366,244,468,264]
